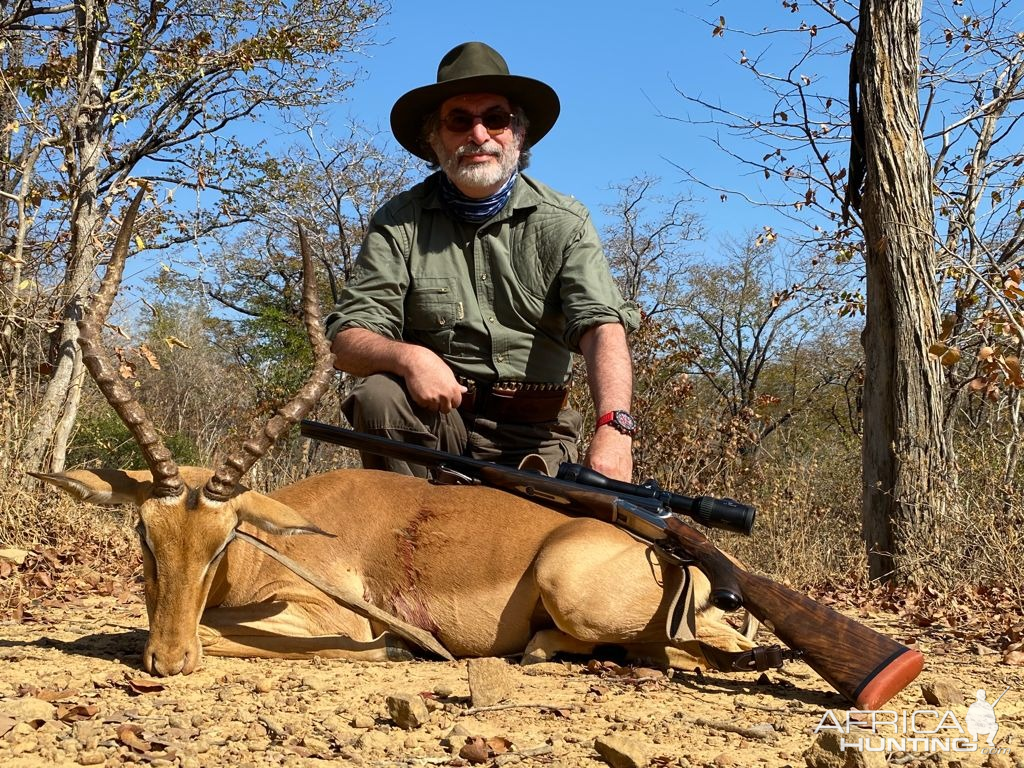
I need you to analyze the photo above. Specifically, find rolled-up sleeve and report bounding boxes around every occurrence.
[325,225,410,342]
[559,212,641,352]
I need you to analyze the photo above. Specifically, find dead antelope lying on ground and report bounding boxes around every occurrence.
[34,194,756,676]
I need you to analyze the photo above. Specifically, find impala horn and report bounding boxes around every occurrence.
[77,187,184,498]
[203,226,335,502]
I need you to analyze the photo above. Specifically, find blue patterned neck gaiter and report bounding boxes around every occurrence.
[438,172,517,223]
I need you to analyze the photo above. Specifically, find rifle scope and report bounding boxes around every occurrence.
[556,464,756,536]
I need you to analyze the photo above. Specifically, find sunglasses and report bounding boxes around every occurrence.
[440,109,515,135]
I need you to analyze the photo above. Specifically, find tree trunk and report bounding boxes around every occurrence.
[20,0,107,475]
[856,0,953,581]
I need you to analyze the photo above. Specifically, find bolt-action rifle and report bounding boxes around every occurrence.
[300,420,923,709]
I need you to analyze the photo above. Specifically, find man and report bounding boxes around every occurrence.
[326,42,639,481]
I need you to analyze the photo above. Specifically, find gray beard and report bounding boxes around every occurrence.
[431,135,522,194]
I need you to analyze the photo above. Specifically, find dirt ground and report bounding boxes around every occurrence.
[2,568,1023,768]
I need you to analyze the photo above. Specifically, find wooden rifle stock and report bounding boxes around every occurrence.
[664,517,923,710]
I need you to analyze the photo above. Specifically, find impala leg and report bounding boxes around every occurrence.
[531,520,755,663]
[622,642,723,670]
[522,628,597,664]
[522,630,710,669]
[198,603,413,662]
[533,520,680,645]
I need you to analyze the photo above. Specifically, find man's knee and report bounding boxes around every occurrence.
[343,374,412,429]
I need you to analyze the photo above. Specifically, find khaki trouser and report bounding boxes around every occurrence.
[341,374,582,477]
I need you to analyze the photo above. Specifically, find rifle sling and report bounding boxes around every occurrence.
[658,544,786,674]
[698,643,797,673]
[665,558,698,643]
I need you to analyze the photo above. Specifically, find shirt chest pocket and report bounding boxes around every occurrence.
[508,224,563,300]
[405,276,462,331]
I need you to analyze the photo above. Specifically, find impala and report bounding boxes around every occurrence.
[34,192,757,676]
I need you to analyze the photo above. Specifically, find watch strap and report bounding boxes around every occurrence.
[595,410,636,436]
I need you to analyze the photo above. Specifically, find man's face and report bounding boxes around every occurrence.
[429,93,523,198]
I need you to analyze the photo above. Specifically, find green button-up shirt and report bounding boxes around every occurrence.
[326,172,639,384]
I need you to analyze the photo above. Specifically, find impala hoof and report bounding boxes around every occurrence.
[520,648,553,665]
[385,637,415,662]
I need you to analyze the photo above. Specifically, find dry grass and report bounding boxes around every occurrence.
[669,428,1024,607]
[894,452,1024,601]
[1,476,140,618]
[2,478,136,556]
[719,440,1024,607]
[717,452,868,587]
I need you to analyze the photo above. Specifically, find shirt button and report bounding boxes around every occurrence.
[488,316,496,323]
[481,274,488,281]
[497,354,506,362]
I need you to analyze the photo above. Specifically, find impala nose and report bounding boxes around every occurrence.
[145,643,197,676]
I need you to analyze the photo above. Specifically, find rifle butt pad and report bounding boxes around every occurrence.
[852,647,924,710]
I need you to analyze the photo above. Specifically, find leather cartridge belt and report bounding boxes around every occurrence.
[457,378,570,424]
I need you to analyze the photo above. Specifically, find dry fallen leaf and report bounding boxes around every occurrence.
[1002,650,1024,665]
[459,737,491,764]
[456,735,515,764]
[124,677,165,695]
[56,704,98,722]
[486,736,513,754]
[116,723,152,753]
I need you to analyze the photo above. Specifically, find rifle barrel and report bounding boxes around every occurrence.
[300,420,753,534]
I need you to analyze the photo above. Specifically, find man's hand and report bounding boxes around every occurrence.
[584,427,633,482]
[401,345,467,413]
[332,328,466,413]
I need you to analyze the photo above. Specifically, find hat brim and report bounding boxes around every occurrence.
[390,74,560,161]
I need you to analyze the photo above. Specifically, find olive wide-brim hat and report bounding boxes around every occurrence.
[390,41,561,161]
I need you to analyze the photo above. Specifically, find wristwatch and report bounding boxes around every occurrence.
[595,410,637,437]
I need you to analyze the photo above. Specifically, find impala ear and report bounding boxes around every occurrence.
[30,469,153,506]
[232,491,335,538]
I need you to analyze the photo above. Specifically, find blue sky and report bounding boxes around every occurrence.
[324,2,849,244]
